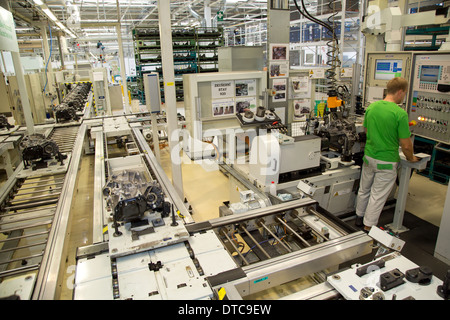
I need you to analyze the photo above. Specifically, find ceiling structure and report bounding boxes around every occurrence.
[8,0,274,56]
[10,0,269,34]
[8,0,340,57]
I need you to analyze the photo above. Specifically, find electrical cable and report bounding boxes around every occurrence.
[293,0,338,44]
[293,0,342,99]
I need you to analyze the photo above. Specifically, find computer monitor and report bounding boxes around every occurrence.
[419,65,440,83]
[374,59,403,80]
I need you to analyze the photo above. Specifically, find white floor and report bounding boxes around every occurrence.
[403,172,447,227]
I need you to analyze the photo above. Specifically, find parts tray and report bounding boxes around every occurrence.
[235,112,282,128]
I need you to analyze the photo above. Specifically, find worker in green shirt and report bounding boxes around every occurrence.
[355,77,419,231]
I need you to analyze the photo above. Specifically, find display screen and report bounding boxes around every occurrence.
[420,65,440,83]
[374,59,403,80]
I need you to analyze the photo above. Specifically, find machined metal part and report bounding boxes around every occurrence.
[55,83,92,123]
[132,127,192,223]
[19,133,67,170]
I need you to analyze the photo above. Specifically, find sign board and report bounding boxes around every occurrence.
[211,80,234,99]
[217,11,224,21]
[0,7,19,53]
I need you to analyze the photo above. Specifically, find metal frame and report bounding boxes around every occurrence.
[212,230,371,299]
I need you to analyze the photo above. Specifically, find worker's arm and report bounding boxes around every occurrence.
[399,137,419,162]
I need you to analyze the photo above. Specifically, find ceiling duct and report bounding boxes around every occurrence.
[187,4,205,27]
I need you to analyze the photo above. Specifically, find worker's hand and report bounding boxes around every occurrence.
[407,156,420,163]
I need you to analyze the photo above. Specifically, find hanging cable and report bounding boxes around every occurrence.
[325,0,341,96]
[293,0,342,109]
[293,0,338,44]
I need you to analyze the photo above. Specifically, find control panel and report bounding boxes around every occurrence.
[409,52,450,144]
[363,52,413,108]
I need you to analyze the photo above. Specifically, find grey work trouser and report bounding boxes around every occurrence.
[356,155,398,227]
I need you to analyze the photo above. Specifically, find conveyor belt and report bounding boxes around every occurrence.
[0,125,80,283]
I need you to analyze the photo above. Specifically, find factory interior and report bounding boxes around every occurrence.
[0,0,449,302]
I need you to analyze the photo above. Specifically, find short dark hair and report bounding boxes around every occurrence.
[386,77,408,94]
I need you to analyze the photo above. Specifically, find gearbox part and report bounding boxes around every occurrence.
[20,134,67,170]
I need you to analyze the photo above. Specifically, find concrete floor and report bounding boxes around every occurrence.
[58,143,449,299]
[403,172,447,227]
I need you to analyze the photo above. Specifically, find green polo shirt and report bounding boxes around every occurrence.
[363,100,411,163]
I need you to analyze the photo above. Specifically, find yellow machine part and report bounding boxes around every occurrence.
[327,96,342,109]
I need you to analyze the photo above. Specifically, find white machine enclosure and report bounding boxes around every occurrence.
[408,52,450,144]
[182,71,267,160]
[249,133,321,189]
[297,165,361,216]
[74,230,238,300]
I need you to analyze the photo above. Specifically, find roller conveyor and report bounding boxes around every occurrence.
[0,123,86,299]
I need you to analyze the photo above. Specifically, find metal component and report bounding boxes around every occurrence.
[257,219,292,253]
[239,224,271,260]
[437,270,450,300]
[276,216,311,247]
[19,134,67,170]
[379,268,405,291]
[55,83,92,123]
[220,228,250,266]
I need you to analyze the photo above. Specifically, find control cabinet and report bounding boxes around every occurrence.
[363,52,413,109]
[409,52,450,144]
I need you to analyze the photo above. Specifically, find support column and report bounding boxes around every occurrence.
[204,0,212,28]
[267,4,290,124]
[57,33,65,69]
[157,0,184,200]
[11,52,35,134]
[41,21,55,97]
[115,24,131,114]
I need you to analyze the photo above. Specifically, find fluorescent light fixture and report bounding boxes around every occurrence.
[55,21,65,29]
[33,0,44,5]
[43,8,58,22]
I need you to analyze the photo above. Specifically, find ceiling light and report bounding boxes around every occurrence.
[55,21,65,29]
[33,0,44,5]
[42,8,58,22]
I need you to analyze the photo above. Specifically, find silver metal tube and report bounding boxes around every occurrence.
[220,229,250,266]
[0,264,40,279]
[14,187,63,197]
[9,192,61,204]
[1,206,57,217]
[21,177,65,184]
[239,224,271,260]
[0,220,53,233]
[258,221,292,253]
[17,182,64,191]
[0,241,47,254]
[0,213,54,226]
[4,199,59,211]
[276,217,311,247]
[0,253,43,265]
[0,231,50,243]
